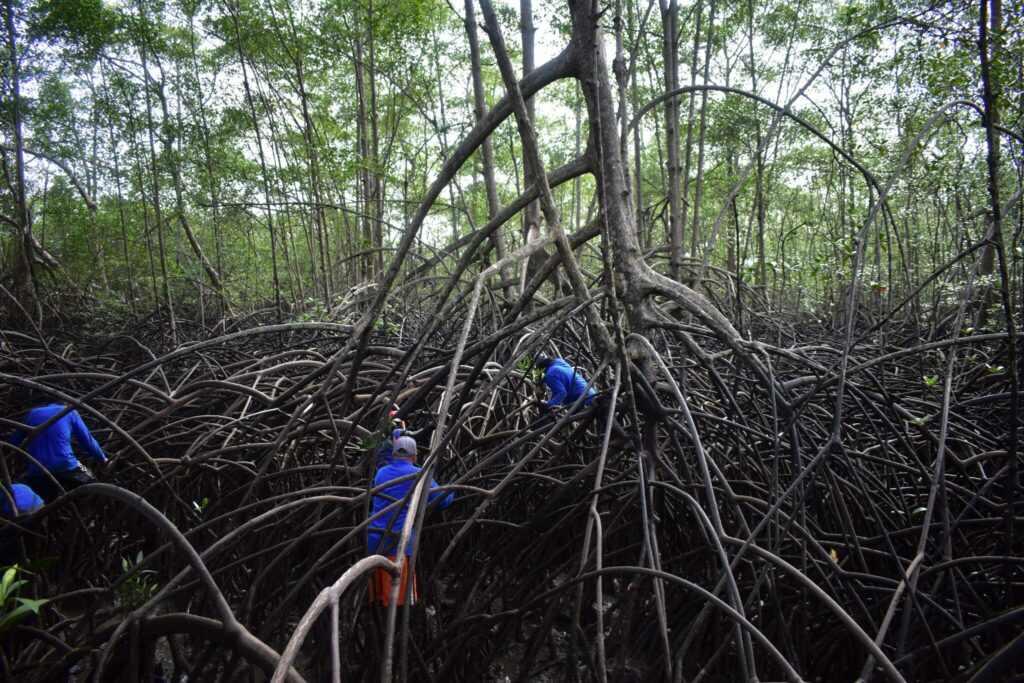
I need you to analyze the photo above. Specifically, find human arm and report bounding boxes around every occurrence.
[428,479,454,510]
[545,367,567,408]
[70,410,107,464]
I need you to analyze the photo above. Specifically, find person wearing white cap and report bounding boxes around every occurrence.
[375,406,435,467]
[367,435,453,606]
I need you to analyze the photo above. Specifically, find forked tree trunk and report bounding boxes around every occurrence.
[567,1,652,331]
[568,0,738,345]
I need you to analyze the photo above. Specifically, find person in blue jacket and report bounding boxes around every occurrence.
[367,435,453,606]
[9,404,109,503]
[0,483,44,517]
[534,354,597,411]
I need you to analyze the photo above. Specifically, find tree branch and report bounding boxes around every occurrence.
[0,143,98,211]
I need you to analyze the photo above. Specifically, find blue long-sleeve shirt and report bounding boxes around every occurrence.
[543,359,596,408]
[0,483,44,517]
[9,404,107,477]
[367,459,453,556]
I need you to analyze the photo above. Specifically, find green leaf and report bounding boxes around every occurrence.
[0,598,47,633]
[923,375,940,387]
[13,597,47,614]
[0,567,18,603]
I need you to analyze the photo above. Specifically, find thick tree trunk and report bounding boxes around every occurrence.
[979,0,1018,583]
[747,0,767,291]
[571,3,653,329]
[4,0,37,323]
[353,26,373,282]
[661,0,683,281]
[679,0,702,263]
[367,0,384,276]
[974,0,1002,329]
[630,35,644,251]
[689,0,715,260]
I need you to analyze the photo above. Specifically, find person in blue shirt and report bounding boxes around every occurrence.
[367,435,453,606]
[533,354,630,447]
[9,404,109,503]
[0,483,44,517]
[534,354,597,411]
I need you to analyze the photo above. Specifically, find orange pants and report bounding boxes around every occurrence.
[369,557,418,607]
